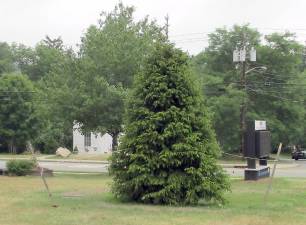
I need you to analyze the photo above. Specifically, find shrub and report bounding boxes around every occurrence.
[6,159,36,176]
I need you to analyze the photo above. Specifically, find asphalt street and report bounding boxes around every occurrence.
[0,159,306,177]
[0,160,109,173]
[224,160,306,178]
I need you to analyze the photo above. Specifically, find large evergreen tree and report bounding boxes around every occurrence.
[110,43,229,205]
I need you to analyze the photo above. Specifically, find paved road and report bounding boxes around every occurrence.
[0,160,108,173]
[1,159,306,177]
[225,166,304,177]
[225,160,306,177]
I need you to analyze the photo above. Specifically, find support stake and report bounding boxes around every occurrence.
[264,143,282,203]
[40,167,52,198]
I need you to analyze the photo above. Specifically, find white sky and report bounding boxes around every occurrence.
[1,0,306,55]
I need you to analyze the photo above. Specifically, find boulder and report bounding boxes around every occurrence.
[55,147,71,158]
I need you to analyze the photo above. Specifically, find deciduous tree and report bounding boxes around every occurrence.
[0,73,39,153]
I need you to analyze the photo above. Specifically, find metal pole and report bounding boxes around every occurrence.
[165,14,169,40]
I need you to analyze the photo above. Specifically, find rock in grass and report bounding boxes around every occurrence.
[56,147,71,158]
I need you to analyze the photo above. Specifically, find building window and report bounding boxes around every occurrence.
[84,132,91,147]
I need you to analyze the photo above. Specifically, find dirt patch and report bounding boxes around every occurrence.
[62,191,86,198]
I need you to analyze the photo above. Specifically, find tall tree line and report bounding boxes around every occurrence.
[0,9,305,154]
[0,3,164,153]
[192,25,306,153]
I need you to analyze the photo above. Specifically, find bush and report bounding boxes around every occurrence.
[6,159,36,176]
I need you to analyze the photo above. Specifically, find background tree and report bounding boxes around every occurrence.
[10,36,75,153]
[192,25,260,152]
[111,43,229,205]
[32,56,76,153]
[0,42,15,75]
[80,3,164,88]
[192,25,306,152]
[71,58,126,150]
[248,32,305,148]
[68,3,165,150]
[10,4,158,152]
[0,73,39,153]
[12,36,68,81]
[39,56,125,152]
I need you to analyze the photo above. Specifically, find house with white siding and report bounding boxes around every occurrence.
[73,123,112,154]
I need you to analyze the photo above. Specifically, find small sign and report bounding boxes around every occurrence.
[233,50,239,62]
[239,49,246,62]
[250,47,256,62]
[255,120,266,130]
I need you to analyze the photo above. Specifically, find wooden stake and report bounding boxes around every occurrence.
[28,142,52,198]
[264,143,282,203]
[40,167,52,198]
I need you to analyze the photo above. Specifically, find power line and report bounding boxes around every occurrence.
[174,38,209,44]
[248,71,297,79]
[169,31,212,38]
[201,71,306,87]
[246,86,304,103]
[167,27,306,46]
[169,27,306,38]
[0,91,36,93]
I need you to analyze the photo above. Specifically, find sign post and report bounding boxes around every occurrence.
[244,120,271,180]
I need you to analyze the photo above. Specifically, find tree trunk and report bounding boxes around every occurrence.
[111,132,119,151]
[9,140,13,154]
[9,139,16,154]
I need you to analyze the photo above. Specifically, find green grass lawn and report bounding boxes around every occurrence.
[1,174,306,225]
[0,153,35,159]
[0,153,110,161]
[45,153,111,161]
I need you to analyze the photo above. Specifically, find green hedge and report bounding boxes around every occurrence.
[6,160,36,176]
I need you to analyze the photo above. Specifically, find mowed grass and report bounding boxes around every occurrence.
[46,153,111,161]
[1,174,306,225]
[0,153,53,159]
[0,153,33,159]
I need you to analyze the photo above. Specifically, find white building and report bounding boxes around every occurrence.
[73,124,112,154]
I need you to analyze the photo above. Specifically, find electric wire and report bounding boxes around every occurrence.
[246,86,304,103]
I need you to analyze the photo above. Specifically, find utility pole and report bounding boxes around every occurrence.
[303,41,306,70]
[240,57,247,155]
[165,14,169,40]
[233,45,256,154]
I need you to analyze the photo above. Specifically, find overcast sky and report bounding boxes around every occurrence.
[1,0,306,54]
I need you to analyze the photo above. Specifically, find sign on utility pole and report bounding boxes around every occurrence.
[233,47,256,62]
[250,47,256,62]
